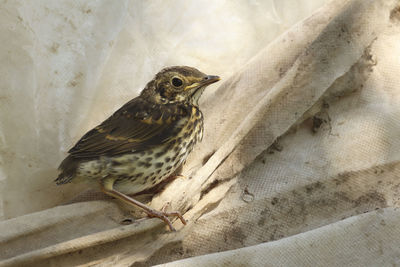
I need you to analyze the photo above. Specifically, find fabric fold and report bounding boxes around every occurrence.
[1,0,400,266]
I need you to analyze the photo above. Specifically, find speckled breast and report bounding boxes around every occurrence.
[78,106,204,195]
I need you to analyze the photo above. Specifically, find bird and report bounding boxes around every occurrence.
[55,66,220,231]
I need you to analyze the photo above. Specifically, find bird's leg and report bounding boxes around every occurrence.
[171,174,186,180]
[170,164,186,179]
[100,178,187,231]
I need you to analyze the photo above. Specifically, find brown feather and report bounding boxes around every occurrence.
[68,98,190,159]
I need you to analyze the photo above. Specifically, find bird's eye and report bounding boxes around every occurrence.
[171,77,183,87]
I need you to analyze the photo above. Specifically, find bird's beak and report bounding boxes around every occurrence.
[201,75,220,86]
[184,75,220,91]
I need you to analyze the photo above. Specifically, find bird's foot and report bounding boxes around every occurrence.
[146,208,187,231]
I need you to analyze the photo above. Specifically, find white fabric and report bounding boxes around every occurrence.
[1,0,400,266]
[160,208,400,267]
[0,0,328,220]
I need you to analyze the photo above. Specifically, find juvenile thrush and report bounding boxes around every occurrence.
[55,66,220,231]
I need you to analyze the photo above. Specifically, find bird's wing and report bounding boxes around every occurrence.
[68,98,187,159]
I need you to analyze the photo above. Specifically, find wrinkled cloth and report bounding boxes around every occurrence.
[160,208,400,267]
[1,0,400,266]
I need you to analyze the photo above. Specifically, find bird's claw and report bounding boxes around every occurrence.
[147,209,187,232]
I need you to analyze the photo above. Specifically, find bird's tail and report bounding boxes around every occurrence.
[54,155,78,185]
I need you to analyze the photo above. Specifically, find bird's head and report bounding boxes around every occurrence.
[142,66,220,106]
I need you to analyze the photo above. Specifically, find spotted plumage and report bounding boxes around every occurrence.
[55,66,220,231]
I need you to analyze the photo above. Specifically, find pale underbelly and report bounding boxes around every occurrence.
[76,123,202,194]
